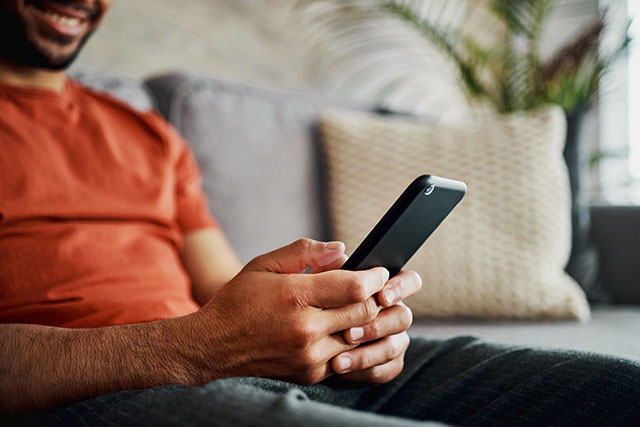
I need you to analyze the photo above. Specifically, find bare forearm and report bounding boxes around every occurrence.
[181,228,242,305]
[0,315,203,416]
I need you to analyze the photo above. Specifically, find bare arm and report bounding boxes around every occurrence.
[0,315,200,415]
[180,227,242,305]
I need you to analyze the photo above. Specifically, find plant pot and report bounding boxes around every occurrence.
[564,105,610,302]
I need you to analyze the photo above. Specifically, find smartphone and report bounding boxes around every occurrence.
[341,175,466,277]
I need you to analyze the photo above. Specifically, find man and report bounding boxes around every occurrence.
[0,1,638,425]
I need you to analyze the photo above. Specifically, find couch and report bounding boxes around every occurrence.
[74,71,640,361]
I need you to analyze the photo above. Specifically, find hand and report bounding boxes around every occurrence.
[310,251,422,384]
[327,265,422,384]
[188,239,390,385]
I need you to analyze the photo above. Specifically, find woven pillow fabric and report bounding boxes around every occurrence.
[320,107,590,320]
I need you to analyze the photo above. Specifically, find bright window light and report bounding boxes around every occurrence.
[630,2,640,179]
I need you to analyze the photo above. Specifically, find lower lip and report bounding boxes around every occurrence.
[27,4,89,38]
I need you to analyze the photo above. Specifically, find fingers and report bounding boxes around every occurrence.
[306,267,389,309]
[246,239,345,274]
[332,333,410,382]
[285,333,356,386]
[316,277,416,339]
[343,302,413,344]
[308,253,348,274]
[376,270,422,307]
[321,294,385,335]
[318,333,358,359]
[339,356,405,384]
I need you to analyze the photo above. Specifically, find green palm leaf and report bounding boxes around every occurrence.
[293,0,630,114]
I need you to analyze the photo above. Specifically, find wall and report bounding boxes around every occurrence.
[73,0,599,93]
[71,0,310,89]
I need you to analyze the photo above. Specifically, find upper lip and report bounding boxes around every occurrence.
[28,0,98,21]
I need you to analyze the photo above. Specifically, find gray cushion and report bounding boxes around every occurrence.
[410,305,640,360]
[70,71,156,111]
[146,72,369,263]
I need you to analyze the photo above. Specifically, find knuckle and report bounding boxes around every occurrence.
[375,268,390,289]
[368,318,381,339]
[347,276,369,302]
[245,254,266,271]
[389,335,406,359]
[280,277,309,309]
[393,276,407,295]
[358,351,371,370]
[368,365,387,383]
[387,340,400,360]
[289,319,320,348]
[362,297,379,323]
[393,270,419,297]
[300,347,324,369]
[294,238,314,253]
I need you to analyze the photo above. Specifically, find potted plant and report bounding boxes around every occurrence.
[382,0,630,300]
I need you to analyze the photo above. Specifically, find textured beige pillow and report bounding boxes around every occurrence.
[320,107,590,320]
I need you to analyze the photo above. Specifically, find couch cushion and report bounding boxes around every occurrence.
[146,72,370,263]
[320,107,589,320]
[410,306,640,361]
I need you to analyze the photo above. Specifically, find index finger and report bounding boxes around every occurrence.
[304,267,389,308]
[376,270,422,307]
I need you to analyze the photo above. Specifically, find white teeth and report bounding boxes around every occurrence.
[44,10,81,27]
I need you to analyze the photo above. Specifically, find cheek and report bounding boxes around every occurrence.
[98,0,112,16]
[89,0,111,29]
[21,13,44,43]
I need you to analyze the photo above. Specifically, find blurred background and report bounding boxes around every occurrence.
[71,0,639,205]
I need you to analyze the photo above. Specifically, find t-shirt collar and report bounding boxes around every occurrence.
[0,76,73,100]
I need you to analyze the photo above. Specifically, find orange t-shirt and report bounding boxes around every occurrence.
[0,79,218,328]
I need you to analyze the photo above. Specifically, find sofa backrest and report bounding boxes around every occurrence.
[71,71,156,112]
[61,71,640,303]
[146,72,372,263]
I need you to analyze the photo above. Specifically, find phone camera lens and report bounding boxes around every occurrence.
[424,184,435,196]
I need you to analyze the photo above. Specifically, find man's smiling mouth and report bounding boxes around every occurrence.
[44,10,83,27]
[25,0,98,39]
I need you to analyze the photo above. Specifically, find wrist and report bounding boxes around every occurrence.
[160,310,222,386]
[99,314,214,391]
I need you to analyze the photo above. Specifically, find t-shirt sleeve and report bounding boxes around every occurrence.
[163,119,219,232]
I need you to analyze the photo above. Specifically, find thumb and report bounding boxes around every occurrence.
[246,238,346,274]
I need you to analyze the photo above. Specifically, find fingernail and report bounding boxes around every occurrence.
[349,327,364,342]
[383,288,397,305]
[337,355,351,372]
[325,241,344,251]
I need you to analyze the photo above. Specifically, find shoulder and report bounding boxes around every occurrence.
[69,78,181,148]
